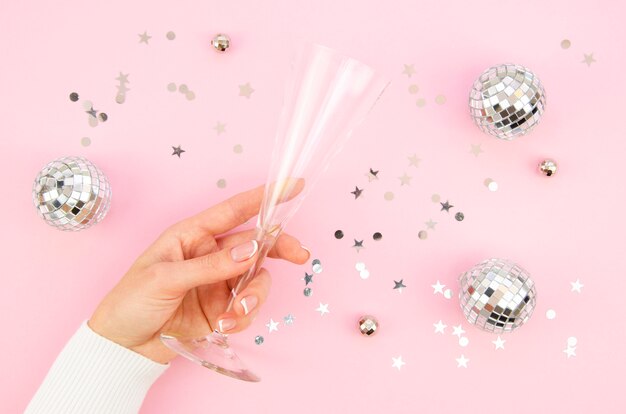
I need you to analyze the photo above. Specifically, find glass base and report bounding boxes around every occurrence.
[160,331,261,382]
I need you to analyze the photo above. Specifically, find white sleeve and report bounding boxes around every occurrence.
[25,321,169,414]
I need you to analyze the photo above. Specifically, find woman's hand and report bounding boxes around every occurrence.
[89,185,310,364]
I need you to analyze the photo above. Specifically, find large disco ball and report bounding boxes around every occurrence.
[458,258,537,333]
[32,156,111,231]
[469,63,546,140]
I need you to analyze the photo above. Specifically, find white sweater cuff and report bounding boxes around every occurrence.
[26,321,169,414]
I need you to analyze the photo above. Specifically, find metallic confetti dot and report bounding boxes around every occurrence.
[384,191,394,201]
[233,144,243,154]
[167,83,177,92]
[459,337,469,347]
[69,92,79,102]
[484,178,499,192]
[455,212,465,221]
[567,336,577,347]
[443,289,453,299]
[166,31,176,40]
[546,309,557,320]
[303,287,312,297]
[561,39,571,49]
[431,194,440,203]
[373,232,382,241]
[538,159,558,176]
[216,179,227,188]
[88,116,98,128]
[185,91,196,101]
[254,335,264,345]
[98,113,108,122]
[82,100,93,110]
[211,33,231,52]
[358,315,379,336]
[179,84,189,94]
[359,269,370,279]
[115,93,126,104]
[435,95,447,105]
[334,230,344,239]
[416,98,426,107]
[355,262,366,271]
[418,230,428,240]
[312,259,323,274]
[80,137,91,147]
[408,84,419,94]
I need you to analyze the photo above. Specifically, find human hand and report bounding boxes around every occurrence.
[89,184,310,364]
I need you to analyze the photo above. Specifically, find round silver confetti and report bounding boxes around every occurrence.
[459,337,469,347]
[254,335,264,345]
[179,84,189,94]
[166,31,176,40]
[359,269,370,280]
[88,116,98,128]
[455,212,465,221]
[358,315,379,336]
[561,39,571,49]
[115,93,126,104]
[443,288,453,299]
[80,137,91,147]
[484,178,499,192]
[69,92,79,102]
[32,156,111,231]
[233,144,243,154]
[538,159,558,176]
[458,258,537,333]
[185,91,196,101]
[211,33,231,52]
[303,287,312,297]
[384,191,394,201]
[334,230,344,239]
[355,262,366,271]
[216,179,227,189]
[98,113,108,122]
[418,230,428,240]
[312,259,323,274]
[373,232,382,241]
[167,83,177,92]
[567,336,577,347]
[546,309,557,320]
[469,63,546,140]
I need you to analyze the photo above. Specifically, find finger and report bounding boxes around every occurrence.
[214,268,272,334]
[174,178,305,235]
[152,239,259,293]
[217,230,310,264]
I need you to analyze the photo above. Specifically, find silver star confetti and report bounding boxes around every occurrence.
[171,145,185,157]
[425,219,437,229]
[440,201,453,212]
[366,168,379,182]
[433,320,447,334]
[266,318,279,333]
[283,314,295,325]
[392,356,406,370]
[470,144,484,157]
[398,173,412,186]
[452,324,466,337]
[571,279,584,293]
[407,153,421,167]
[239,82,255,98]
[352,239,364,252]
[402,64,416,77]
[493,336,506,350]
[351,186,364,199]
[456,355,469,368]
[316,303,330,316]
[393,279,406,292]
[582,53,596,67]
[138,31,152,44]
[303,272,313,285]
[431,280,445,294]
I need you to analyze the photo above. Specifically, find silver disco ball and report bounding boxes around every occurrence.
[469,63,546,140]
[458,258,537,333]
[32,156,111,231]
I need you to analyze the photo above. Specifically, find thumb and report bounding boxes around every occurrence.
[155,239,259,292]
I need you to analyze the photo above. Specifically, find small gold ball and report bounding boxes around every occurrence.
[358,315,379,336]
[538,159,558,176]
[211,33,230,52]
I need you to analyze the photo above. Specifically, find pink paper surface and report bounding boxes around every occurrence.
[1,1,625,412]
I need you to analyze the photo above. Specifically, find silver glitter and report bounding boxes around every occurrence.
[185,91,196,101]
[167,83,177,92]
[458,258,537,333]
[358,315,379,336]
[303,287,312,297]
[80,137,91,147]
[32,156,111,231]
[373,232,382,241]
[217,179,227,188]
[455,212,464,221]
[469,63,546,140]
[98,113,108,122]
[211,33,231,52]
[538,159,558,176]
[179,84,189,94]
[561,39,571,49]
[166,31,176,40]
[115,93,126,104]
[233,144,243,154]
[334,230,344,239]
[312,259,323,274]
[546,309,556,320]
[418,230,428,240]
[69,92,79,102]
[254,335,264,345]
[384,191,394,201]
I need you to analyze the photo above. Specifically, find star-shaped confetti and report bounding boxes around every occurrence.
[571,279,584,293]
[393,279,406,292]
[407,153,421,167]
[304,273,314,285]
[116,72,129,83]
[266,318,279,333]
[582,53,596,67]
[431,280,445,294]
[171,145,185,158]
[563,347,576,358]
[470,144,484,157]
[283,314,295,325]
[353,239,364,253]
[138,31,152,44]
[316,303,330,316]
[402,64,416,78]
[452,324,466,337]
[433,320,447,334]
[456,355,469,368]
[214,121,226,135]
[391,356,406,370]
[493,336,506,350]
[85,106,98,118]
[366,168,379,182]
[425,219,437,230]
[398,173,412,186]
[239,82,255,98]
[351,186,364,199]
[440,200,453,212]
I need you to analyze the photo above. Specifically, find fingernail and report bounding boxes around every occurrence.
[241,296,258,315]
[230,240,258,262]
[218,318,236,332]
[301,245,311,259]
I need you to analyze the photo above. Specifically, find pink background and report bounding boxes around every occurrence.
[2,0,625,412]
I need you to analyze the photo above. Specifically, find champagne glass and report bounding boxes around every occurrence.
[160,42,389,382]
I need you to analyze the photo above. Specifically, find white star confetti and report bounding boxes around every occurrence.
[402,64,416,78]
[492,336,506,350]
[571,279,584,293]
[265,318,279,333]
[433,320,447,334]
[563,347,576,358]
[392,356,406,370]
[458,337,469,347]
[316,303,330,316]
[239,82,255,98]
[431,280,445,295]
[456,355,469,368]
[452,324,465,338]
[283,314,295,325]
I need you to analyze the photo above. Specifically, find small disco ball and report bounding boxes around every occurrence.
[358,315,379,336]
[32,156,111,231]
[458,258,536,333]
[469,63,546,140]
[211,33,230,52]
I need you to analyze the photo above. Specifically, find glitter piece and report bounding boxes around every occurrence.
[384,191,394,201]
[217,179,227,189]
[567,337,577,347]
[166,31,176,40]
[179,84,189,94]
[443,289,453,299]
[440,200,453,212]
[416,98,426,107]
[359,269,370,279]
[358,315,379,336]
[211,33,231,52]
[373,232,382,241]
[366,168,379,182]
[254,335,264,345]
[185,91,196,101]
[69,92,79,102]
[355,262,366,271]
[303,287,312,297]
[334,230,344,239]
[459,337,469,347]
[408,84,419,94]
[138,31,151,44]
[312,259,323,274]
[284,314,295,325]
[484,178,499,191]
[353,239,364,252]
[233,144,243,154]
[80,137,91,147]
[171,145,185,158]
[418,230,428,240]
[538,159,558,176]
[351,186,364,199]
[455,212,465,221]
[393,280,406,290]
[546,309,556,320]
[167,83,177,92]
[435,95,447,105]
[431,194,441,203]
[304,273,313,285]
[98,113,108,122]
[115,94,126,104]
[561,39,571,49]
[88,116,98,128]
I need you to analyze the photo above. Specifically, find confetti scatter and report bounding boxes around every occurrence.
[166,31,176,40]
[351,186,364,199]
[402,64,415,77]
[353,239,364,252]
[69,92,79,102]
[425,219,437,229]
[167,83,177,92]
[283,314,295,325]
[407,154,421,167]
[456,355,469,368]
[359,269,370,280]
[98,113,108,122]
[435,95,447,105]
[138,30,152,44]
[303,273,313,285]
[334,230,344,239]
[431,280,445,295]
[316,303,330,316]
[233,144,243,154]
[452,324,466,338]
[484,178,499,191]
[433,320,447,334]
[546,309,557,320]
[373,232,382,241]
[408,84,419,94]
[216,179,227,189]
[115,72,130,104]
[80,137,91,147]
[239,82,255,98]
[254,335,264,345]
[563,337,577,358]
[571,279,584,293]
[312,259,323,274]
[398,173,412,186]
[459,337,469,347]
[418,230,428,240]
[455,212,465,221]
[393,279,406,292]
[266,319,279,333]
[443,288,453,299]
[582,53,596,67]
[416,98,426,108]
[171,145,185,158]
[384,191,394,201]
[561,39,571,49]
[303,287,312,297]
[493,336,506,350]
[392,356,406,370]
[440,200,453,212]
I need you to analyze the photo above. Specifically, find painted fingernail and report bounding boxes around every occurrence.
[230,240,258,262]
[301,245,311,259]
[218,318,236,332]
[241,296,258,315]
